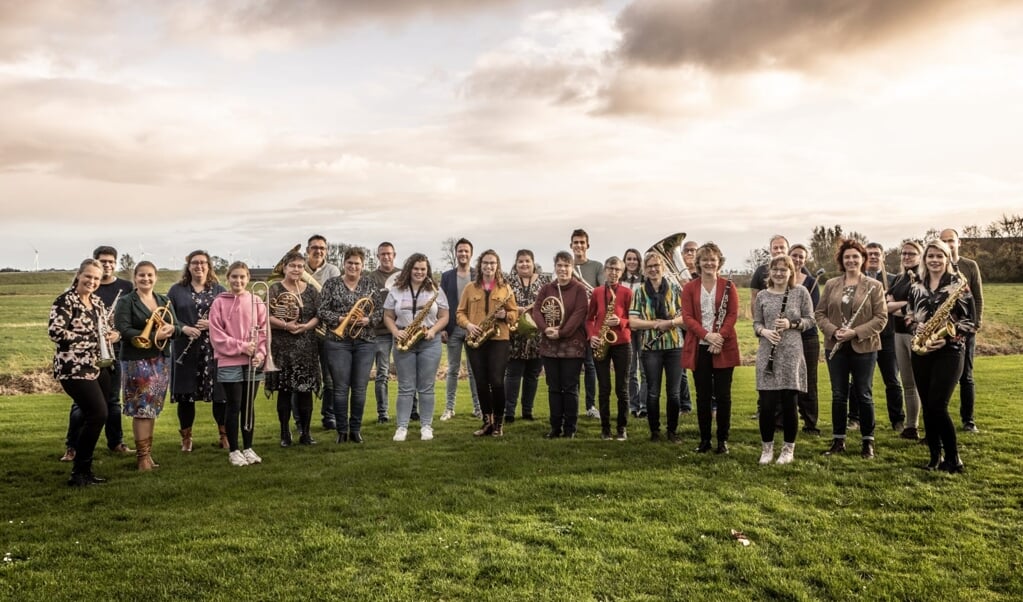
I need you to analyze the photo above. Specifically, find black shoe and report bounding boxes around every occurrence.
[280,426,293,448]
[299,431,317,445]
[543,430,561,439]
[649,431,661,442]
[85,473,107,484]
[900,427,919,440]
[349,431,364,444]
[694,440,712,453]
[921,457,943,471]
[637,409,647,418]
[666,432,682,444]
[377,416,390,424]
[716,442,729,455]
[615,427,627,441]
[522,413,534,421]
[601,429,612,441]
[410,411,420,422]
[963,422,979,433]
[801,426,821,436]
[861,440,875,459]
[322,419,336,431]
[335,432,349,444]
[822,439,846,455]
[564,432,577,439]
[940,461,965,474]
[67,473,99,487]
[504,415,515,424]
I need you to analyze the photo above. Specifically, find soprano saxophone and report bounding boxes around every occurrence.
[397,290,440,352]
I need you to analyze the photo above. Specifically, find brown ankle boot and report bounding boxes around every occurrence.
[136,438,156,471]
[180,428,193,453]
[491,415,504,437]
[215,425,228,449]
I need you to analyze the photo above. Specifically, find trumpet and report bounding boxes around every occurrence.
[333,297,374,339]
[95,292,119,368]
[132,300,175,350]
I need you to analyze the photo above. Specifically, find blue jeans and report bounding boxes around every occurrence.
[325,338,375,434]
[642,347,682,434]
[504,357,542,418]
[826,347,876,440]
[628,336,646,413]
[319,339,334,423]
[373,333,394,419]
[394,336,442,429]
[445,326,479,413]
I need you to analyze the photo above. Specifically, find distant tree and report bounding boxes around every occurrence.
[328,243,372,272]
[440,237,458,269]
[809,225,867,274]
[991,213,1023,237]
[744,247,770,272]
[210,255,229,273]
[923,227,941,241]
[961,224,983,238]
[119,253,135,275]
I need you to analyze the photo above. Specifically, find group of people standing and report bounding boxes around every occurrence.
[49,226,982,486]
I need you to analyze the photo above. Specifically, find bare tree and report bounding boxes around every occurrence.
[744,247,770,272]
[440,237,458,269]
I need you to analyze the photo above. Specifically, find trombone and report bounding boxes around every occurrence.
[244,281,277,431]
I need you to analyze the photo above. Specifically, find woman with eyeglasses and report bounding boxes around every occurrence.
[456,250,518,437]
[887,240,924,440]
[168,250,227,453]
[788,243,822,435]
[621,248,647,418]
[629,251,684,443]
[504,249,549,423]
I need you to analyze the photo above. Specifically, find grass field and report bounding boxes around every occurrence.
[1,272,1022,600]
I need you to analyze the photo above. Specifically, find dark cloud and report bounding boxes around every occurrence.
[617,0,1015,72]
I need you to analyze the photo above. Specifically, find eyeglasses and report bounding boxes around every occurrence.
[770,268,790,274]
[481,261,498,266]
[605,267,622,272]
[308,246,327,251]
[645,264,662,270]
[683,248,697,254]
[189,260,208,266]
[901,252,919,256]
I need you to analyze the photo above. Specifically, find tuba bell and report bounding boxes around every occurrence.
[268,244,323,293]
[647,232,688,287]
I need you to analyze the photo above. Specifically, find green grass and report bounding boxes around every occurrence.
[2,356,1022,600]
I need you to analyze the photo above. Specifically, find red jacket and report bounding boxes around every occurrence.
[681,277,740,370]
[585,284,633,346]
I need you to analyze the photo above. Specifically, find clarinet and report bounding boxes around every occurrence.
[175,309,208,365]
[763,286,790,376]
[827,281,876,360]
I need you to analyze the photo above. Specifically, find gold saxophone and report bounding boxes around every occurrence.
[397,291,440,352]
[592,286,619,361]
[912,279,967,355]
[333,297,374,339]
[466,293,514,349]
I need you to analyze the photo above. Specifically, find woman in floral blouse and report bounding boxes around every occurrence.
[49,258,121,486]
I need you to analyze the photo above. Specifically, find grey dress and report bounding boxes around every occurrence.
[753,286,814,392]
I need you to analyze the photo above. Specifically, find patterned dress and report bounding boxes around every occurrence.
[265,282,322,393]
[508,272,549,361]
[169,283,222,403]
[753,287,814,392]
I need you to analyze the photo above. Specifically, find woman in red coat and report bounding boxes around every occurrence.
[681,243,740,454]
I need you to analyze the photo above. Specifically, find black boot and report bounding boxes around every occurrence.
[474,414,494,437]
[280,423,293,448]
[822,438,846,456]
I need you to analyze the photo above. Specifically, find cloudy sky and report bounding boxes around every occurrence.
[2,0,1021,273]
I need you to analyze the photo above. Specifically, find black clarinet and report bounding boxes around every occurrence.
[763,286,790,376]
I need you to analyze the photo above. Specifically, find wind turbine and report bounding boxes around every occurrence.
[138,243,151,260]
[30,244,39,271]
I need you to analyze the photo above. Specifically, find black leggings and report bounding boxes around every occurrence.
[760,389,798,444]
[60,372,110,474]
[222,380,258,452]
[913,347,964,464]
[277,391,313,430]
[466,340,510,418]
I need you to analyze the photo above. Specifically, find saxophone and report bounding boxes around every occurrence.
[397,291,439,352]
[912,279,967,355]
[466,292,514,349]
[592,286,619,361]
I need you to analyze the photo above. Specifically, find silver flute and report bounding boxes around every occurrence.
[827,281,876,361]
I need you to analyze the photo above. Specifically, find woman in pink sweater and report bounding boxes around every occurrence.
[209,262,268,467]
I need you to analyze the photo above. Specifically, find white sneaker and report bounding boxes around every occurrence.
[776,442,795,465]
[393,427,408,442]
[758,442,774,465]
[228,450,249,467]
[586,407,600,419]
[471,408,482,419]
[440,409,455,421]
[242,448,262,464]
[421,425,434,441]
